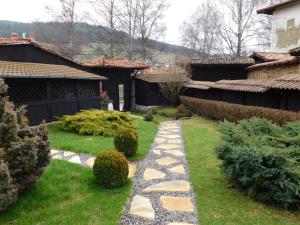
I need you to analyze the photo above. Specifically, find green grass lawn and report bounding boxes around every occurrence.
[0,160,131,225]
[49,114,163,161]
[182,117,300,225]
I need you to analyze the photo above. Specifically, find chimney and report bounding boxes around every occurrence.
[29,32,36,41]
[11,32,19,39]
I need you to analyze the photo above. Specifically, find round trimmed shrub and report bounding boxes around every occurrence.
[114,127,138,157]
[144,110,153,122]
[176,104,192,120]
[93,151,129,188]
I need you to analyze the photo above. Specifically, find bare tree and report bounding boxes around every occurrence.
[159,67,189,105]
[92,0,122,57]
[46,0,85,58]
[181,0,221,57]
[219,0,260,56]
[119,0,139,59]
[136,0,169,62]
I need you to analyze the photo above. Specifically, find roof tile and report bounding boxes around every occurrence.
[266,74,300,90]
[83,58,149,70]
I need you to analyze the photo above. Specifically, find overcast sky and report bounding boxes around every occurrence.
[0,0,205,45]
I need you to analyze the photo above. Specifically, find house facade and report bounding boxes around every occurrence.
[258,0,300,51]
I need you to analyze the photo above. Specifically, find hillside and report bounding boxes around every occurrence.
[0,20,195,64]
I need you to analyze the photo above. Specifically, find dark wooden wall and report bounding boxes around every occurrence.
[135,79,171,106]
[89,68,133,111]
[190,65,248,81]
[183,88,300,112]
[5,78,101,125]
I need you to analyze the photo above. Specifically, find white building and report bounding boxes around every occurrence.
[258,0,300,52]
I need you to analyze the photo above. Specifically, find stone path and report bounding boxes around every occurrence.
[50,150,137,179]
[120,121,199,225]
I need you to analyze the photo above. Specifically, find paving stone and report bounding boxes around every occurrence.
[143,180,190,192]
[168,165,186,174]
[167,139,182,144]
[156,144,181,150]
[155,137,166,143]
[143,168,166,181]
[160,135,181,139]
[159,131,174,135]
[168,223,197,225]
[50,149,60,156]
[164,150,184,157]
[155,156,178,166]
[64,151,76,157]
[161,196,194,212]
[153,150,161,155]
[68,155,81,164]
[129,163,137,179]
[130,195,155,219]
[52,154,63,160]
[86,157,95,168]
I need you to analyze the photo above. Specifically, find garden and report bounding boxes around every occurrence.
[0,76,300,225]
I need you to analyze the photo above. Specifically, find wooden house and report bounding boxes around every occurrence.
[183,58,254,81]
[0,60,106,125]
[82,58,149,111]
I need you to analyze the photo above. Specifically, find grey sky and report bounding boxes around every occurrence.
[0,0,205,45]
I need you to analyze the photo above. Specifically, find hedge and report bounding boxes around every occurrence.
[180,96,300,125]
[216,118,300,209]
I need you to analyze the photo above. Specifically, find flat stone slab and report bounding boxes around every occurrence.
[167,140,183,144]
[144,168,166,181]
[64,151,76,157]
[86,157,95,168]
[143,180,190,192]
[68,155,82,164]
[129,163,137,179]
[155,138,166,143]
[52,154,63,160]
[130,195,155,219]
[156,144,181,150]
[168,165,186,174]
[158,135,181,139]
[153,150,161,156]
[50,149,59,155]
[161,196,194,212]
[164,150,184,157]
[155,156,178,166]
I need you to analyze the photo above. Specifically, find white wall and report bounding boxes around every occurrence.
[271,3,300,51]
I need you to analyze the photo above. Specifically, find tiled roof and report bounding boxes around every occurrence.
[83,58,149,70]
[136,73,190,83]
[257,0,299,15]
[247,56,300,71]
[212,80,269,93]
[290,47,300,56]
[183,57,254,67]
[0,60,106,80]
[0,37,79,65]
[183,80,215,90]
[250,52,291,62]
[266,74,300,90]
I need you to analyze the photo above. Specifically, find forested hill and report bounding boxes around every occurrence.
[0,20,195,63]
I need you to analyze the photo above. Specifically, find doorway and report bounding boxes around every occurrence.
[119,84,124,111]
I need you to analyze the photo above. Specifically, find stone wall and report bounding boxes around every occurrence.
[247,64,300,80]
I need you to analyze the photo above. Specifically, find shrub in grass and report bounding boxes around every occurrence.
[175,104,192,119]
[114,127,138,157]
[216,118,300,209]
[144,110,154,122]
[58,109,135,137]
[0,79,50,212]
[93,151,129,188]
[180,96,300,125]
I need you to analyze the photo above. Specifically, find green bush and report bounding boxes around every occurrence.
[216,118,300,209]
[144,110,154,122]
[180,96,300,125]
[114,127,138,157]
[93,150,129,188]
[156,107,177,118]
[176,104,192,119]
[58,109,135,137]
[0,79,50,212]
